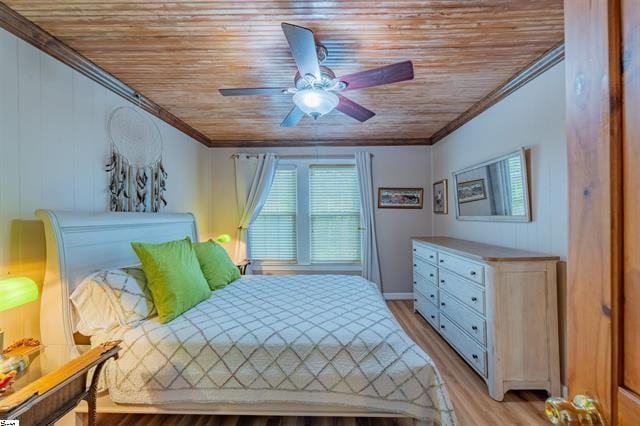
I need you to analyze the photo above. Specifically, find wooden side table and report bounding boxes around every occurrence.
[236,259,251,275]
[0,341,121,426]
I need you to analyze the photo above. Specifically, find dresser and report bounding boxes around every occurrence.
[411,236,561,401]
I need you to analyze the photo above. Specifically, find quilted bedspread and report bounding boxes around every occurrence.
[96,275,455,424]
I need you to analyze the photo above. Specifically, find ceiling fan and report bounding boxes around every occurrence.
[219,23,414,127]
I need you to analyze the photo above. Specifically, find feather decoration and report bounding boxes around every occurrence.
[106,150,167,212]
[106,106,167,213]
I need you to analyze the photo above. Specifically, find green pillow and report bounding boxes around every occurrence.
[193,240,241,290]
[131,237,210,323]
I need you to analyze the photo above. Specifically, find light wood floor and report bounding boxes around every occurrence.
[93,301,547,426]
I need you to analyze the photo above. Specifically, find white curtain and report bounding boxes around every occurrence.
[355,152,382,290]
[234,153,278,262]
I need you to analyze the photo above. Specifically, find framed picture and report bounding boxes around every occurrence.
[377,188,423,209]
[457,179,487,204]
[432,179,448,214]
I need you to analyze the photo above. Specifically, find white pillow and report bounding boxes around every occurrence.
[70,267,156,336]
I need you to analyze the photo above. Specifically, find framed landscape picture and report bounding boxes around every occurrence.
[433,179,448,214]
[378,188,423,209]
[457,178,487,204]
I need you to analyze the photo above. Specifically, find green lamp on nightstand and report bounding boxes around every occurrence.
[0,277,38,352]
[215,234,232,244]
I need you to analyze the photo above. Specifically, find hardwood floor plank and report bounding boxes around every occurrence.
[94,301,546,426]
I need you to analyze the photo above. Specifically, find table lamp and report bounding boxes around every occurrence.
[0,277,38,352]
[216,234,232,244]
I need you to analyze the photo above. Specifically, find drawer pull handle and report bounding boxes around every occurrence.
[471,325,478,331]
[413,281,416,284]
[472,354,478,360]
[430,315,435,319]
[430,294,435,298]
[413,248,416,252]
[440,325,445,329]
[440,302,445,306]
[471,297,478,302]
[429,273,434,277]
[439,259,444,263]
[440,279,445,284]
[429,255,434,259]
[470,271,477,276]
[413,264,417,267]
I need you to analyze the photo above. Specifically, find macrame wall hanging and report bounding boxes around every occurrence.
[105,106,167,212]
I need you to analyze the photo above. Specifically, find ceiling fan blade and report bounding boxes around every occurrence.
[335,95,375,122]
[280,106,305,127]
[281,23,321,80]
[340,60,414,92]
[219,88,288,96]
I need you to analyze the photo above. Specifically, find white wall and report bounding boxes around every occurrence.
[0,28,212,344]
[209,146,433,296]
[431,61,568,381]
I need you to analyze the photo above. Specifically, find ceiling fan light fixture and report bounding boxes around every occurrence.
[293,89,339,119]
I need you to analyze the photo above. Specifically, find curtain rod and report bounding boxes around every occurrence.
[231,153,373,159]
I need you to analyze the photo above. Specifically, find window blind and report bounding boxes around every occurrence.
[249,167,297,261]
[507,156,526,215]
[310,165,361,263]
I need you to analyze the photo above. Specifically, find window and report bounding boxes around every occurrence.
[310,166,361,263]
[507,156,526,216]
[249,160,361,267]
[249,167,297,261]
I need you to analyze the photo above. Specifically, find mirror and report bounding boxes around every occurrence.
[453,148,531,222]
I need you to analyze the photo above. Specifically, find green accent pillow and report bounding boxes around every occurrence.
[131,237,210,323]
[193,240,241,290]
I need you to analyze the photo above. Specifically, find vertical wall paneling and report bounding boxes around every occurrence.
[0,28,211,343]
[0,28,23,340]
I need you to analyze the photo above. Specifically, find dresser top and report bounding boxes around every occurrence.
[411,236,560,262]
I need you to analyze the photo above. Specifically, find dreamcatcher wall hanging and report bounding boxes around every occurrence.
[105,106,168,212]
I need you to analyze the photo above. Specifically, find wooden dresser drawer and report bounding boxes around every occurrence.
[415,291,439,329]
[438,251,484,285]
[413,258,438,284]
[412,242,438,264]
[439,290,487,346]
[413,257,438,284]
[438,269,486,315]
[439,314,487,377]
[414,275,438,305]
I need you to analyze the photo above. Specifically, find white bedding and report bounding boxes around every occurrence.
[94,274,455,424]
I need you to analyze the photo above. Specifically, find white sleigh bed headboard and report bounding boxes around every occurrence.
[35,210,198,347]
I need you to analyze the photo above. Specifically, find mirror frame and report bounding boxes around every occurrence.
[452,147,531,222]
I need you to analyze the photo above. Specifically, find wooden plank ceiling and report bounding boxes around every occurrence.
[3,1,564,146]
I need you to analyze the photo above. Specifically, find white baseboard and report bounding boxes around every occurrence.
[383,292,414,300]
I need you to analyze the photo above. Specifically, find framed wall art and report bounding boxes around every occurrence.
[432,179,448,214]
[377,188,423,209]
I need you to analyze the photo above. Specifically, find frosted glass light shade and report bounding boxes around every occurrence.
[293,89,339,118]
[0,277,38,313]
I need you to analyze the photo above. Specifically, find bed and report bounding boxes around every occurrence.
[36,210,455,425]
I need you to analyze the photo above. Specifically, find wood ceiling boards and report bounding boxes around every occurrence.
[1,1,564,147]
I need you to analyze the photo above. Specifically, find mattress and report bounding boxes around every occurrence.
[94,274,455,424]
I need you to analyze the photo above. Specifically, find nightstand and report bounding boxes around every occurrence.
[236,259,251,275]
[0,341,121,426]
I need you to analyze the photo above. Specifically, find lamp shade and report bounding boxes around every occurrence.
[0,277,38,313]
[292,89,339,119]
[215,234,232,244]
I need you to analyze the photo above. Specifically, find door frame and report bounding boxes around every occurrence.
[565,0,622,423]
[565,0,640,423]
